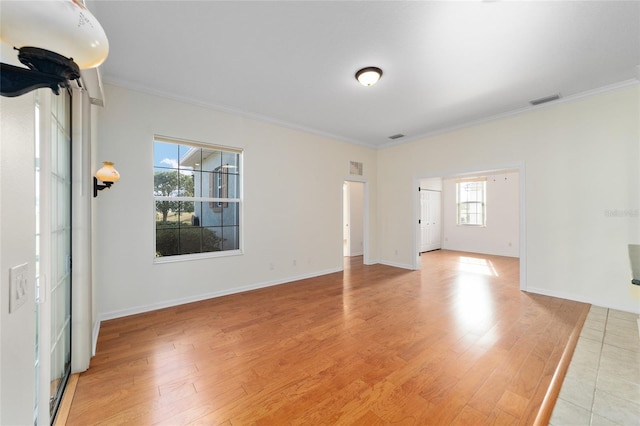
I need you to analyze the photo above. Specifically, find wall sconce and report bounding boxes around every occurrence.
[0,0,109,97]
[93,162,120,197]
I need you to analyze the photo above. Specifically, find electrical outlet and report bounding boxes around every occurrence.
[9,263,28,313]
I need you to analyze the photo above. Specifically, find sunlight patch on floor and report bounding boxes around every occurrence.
[458,256,499,276]
[453,277,495,332]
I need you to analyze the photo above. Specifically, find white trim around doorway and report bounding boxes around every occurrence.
[411,162,526,291]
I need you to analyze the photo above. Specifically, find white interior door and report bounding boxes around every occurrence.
[420,189,442,252]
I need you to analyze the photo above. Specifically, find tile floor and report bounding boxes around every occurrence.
[550,306,640,426]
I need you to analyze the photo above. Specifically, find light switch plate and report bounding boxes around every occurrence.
[9,263,28,313]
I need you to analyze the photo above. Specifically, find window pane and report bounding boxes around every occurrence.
[175,146,197,175]
[203,227,223,252]
[212,170,226,200]
[178,227,203,255]
[154,169,179,197]
[222,202,240,226]
[178,172,194,197]
[154,142,180,169]
[201,149,222,172]
[222,226,239,251]
[155,200,180,225]
[221,151,240,173]
[179,144,195,162]
[199,202,220,227]
[196,171,210,199]
[156,228,180,257]
[192,169,203,198]
[226,174,239,199]
[460,202,482,225]
[178,201,195,225]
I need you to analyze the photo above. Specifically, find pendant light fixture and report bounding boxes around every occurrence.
[355,67,383,87]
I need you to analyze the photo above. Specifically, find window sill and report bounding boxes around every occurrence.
[154,249,243,264]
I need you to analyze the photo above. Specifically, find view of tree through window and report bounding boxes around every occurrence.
[154,138,241,258]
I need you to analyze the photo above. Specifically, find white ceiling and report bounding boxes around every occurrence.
[89,1,640,148]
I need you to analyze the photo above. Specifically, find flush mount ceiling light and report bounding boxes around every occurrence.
[355,67,383,87]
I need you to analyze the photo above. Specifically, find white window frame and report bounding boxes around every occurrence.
[153,136,243,263]
[456,177,486,226]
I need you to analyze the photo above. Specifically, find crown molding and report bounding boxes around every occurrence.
[102,77,376,149]
[378,79,640,150]
[102,76,638,151]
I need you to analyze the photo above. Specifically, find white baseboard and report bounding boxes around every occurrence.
[98,267,343,322]
[92,320,100,356]
[525,286,640,315]
[377,260,415,270]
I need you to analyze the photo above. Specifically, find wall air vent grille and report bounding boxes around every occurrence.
[388,133,405,140]
[349,161,363,176]
[530,93,561,106]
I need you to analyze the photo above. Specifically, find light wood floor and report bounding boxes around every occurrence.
[66,250,589,425]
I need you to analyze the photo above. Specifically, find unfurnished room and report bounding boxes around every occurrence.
[1,1,639,425]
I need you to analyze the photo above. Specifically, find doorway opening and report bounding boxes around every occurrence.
[414,167,525,290]
[419,178,443,254]
[343,180,366,266]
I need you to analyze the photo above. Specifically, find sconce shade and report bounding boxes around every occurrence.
[355,67,383,86]
[0,0,109,69]
[95,162,120,183]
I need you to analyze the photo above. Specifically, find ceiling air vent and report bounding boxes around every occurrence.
[388,133,405,140]
[349,161,363,176]
[530,93,561,106]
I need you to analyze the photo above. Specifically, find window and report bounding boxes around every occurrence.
[456,178,486,226]
[154,137,242,259]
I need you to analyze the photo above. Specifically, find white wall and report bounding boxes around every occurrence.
[95,83,377,319]
[378,85,640,313]
[0,92,36,426]
[71,89,95,372]
[419,177,442,191]
[442,171,519,257]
